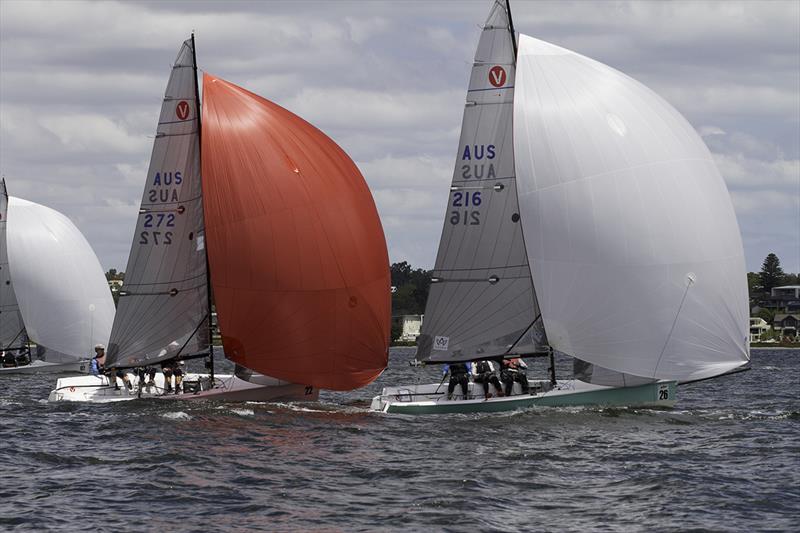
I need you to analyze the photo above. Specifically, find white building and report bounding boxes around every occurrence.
[398,314,423,342]
[771,285,800,299]
[748,317,771,343]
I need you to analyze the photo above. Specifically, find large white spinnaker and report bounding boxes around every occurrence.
[0,180,26,350]
[6,197,115,361]
[513,34,749,383]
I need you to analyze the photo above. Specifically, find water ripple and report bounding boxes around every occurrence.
[0,349,797,531]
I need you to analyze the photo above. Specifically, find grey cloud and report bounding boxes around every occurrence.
[1,0,797,272]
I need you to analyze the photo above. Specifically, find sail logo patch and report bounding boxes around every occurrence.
[488,66,506,88]
[176,101,190,120]
[433,336,449,351]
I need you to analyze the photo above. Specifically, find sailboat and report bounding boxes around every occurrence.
[50,35,390,402]
[371,0,749,414]
[0,180,116,374]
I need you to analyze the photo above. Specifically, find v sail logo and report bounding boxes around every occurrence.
[488,66,507,88]
[176,100,190,120]
[489,65,506,87]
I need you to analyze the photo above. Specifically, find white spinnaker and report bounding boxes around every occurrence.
[513,35,749,382]
[6,197,115,361]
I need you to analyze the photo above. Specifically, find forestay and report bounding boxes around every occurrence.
[417,0,547,363]
[106,39,209,368]
[6,197,114,361]
[513,35,749,382]
[0,180,25,350]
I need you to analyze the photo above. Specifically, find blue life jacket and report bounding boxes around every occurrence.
[90,359,100,375]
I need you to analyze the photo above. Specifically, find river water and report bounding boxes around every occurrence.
[0,348,797,532]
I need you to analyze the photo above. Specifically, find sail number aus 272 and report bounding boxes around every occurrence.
[450,191,481,225]
[142,170,181,245]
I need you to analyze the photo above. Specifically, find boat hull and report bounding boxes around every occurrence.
[0,359,89,375]
[48,372,318,403]
[370,379,676,414]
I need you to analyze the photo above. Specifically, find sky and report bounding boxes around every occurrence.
[1,0,798,274]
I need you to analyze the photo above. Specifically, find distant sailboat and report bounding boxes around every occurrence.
[50,35,389,402]
[371,0,749,414]
[0,179,27,366]
[0,181,115,374]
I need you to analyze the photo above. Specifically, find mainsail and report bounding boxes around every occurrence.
[0,180,25,350]
[6,197,115,360]
[416,0,547,363]
[201,73,390,391]
[513,34,749,382]
[106,38,209,368]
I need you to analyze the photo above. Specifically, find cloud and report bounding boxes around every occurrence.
[1,0,798,275]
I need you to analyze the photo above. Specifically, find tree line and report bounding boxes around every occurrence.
[105,253,796,319]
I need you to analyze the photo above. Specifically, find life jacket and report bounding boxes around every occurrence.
[90,359,101,375]
[476,361,492,374]
[449,363,469,376]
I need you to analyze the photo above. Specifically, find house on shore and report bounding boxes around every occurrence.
[393,314,423,342]
[760,285,800,313]
[772,313,799,339]
[749,317,771,343]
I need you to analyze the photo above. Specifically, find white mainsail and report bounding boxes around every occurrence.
[6,197,115,361]
[105,38,208,369]
[0,180,26,350]
[513,34,749,382]
[416,0,547,363]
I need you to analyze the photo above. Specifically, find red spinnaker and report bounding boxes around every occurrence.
[201,73,390,391]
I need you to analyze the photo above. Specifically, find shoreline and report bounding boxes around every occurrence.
[751,346,800,350]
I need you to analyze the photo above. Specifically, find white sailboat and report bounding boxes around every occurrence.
[50,35,390,402]
[0,180,115,375]
[371,0,749,414]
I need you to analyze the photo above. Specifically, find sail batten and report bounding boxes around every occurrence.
[106,38,209,369]
[416,0,547,363]
[513,34,749,382]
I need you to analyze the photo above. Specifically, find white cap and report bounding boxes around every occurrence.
[94,344,106,350]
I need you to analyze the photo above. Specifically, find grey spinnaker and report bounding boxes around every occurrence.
[0,179,25,350]
[416,0,547,363]
[106,38,209,368]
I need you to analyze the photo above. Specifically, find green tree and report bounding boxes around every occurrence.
[783,272,799,285]
[759,253,785,292]
[758,307,775,324]
[390,262,432,316]
[747,272,761,294]
[390,321,403,342]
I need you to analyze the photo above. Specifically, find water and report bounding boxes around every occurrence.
[1,349,797,532]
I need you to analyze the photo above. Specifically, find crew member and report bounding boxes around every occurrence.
[89,344,106,375]
[2,350,16,368]
[444,362,470,400]
[472,359,503,399]
[500,357,530,396]
[161,358,184,394]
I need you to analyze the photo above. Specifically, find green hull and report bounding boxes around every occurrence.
[381,381,676,415]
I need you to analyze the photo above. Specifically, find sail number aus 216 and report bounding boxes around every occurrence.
[450,191,481,225]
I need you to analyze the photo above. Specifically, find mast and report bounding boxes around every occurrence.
[506,0,518,59]
[191,32,215,385]
[505,0,546,359]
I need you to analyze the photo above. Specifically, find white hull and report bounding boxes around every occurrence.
[48,372,318,403]
[370,379,676,414]
[0,359,89,375]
